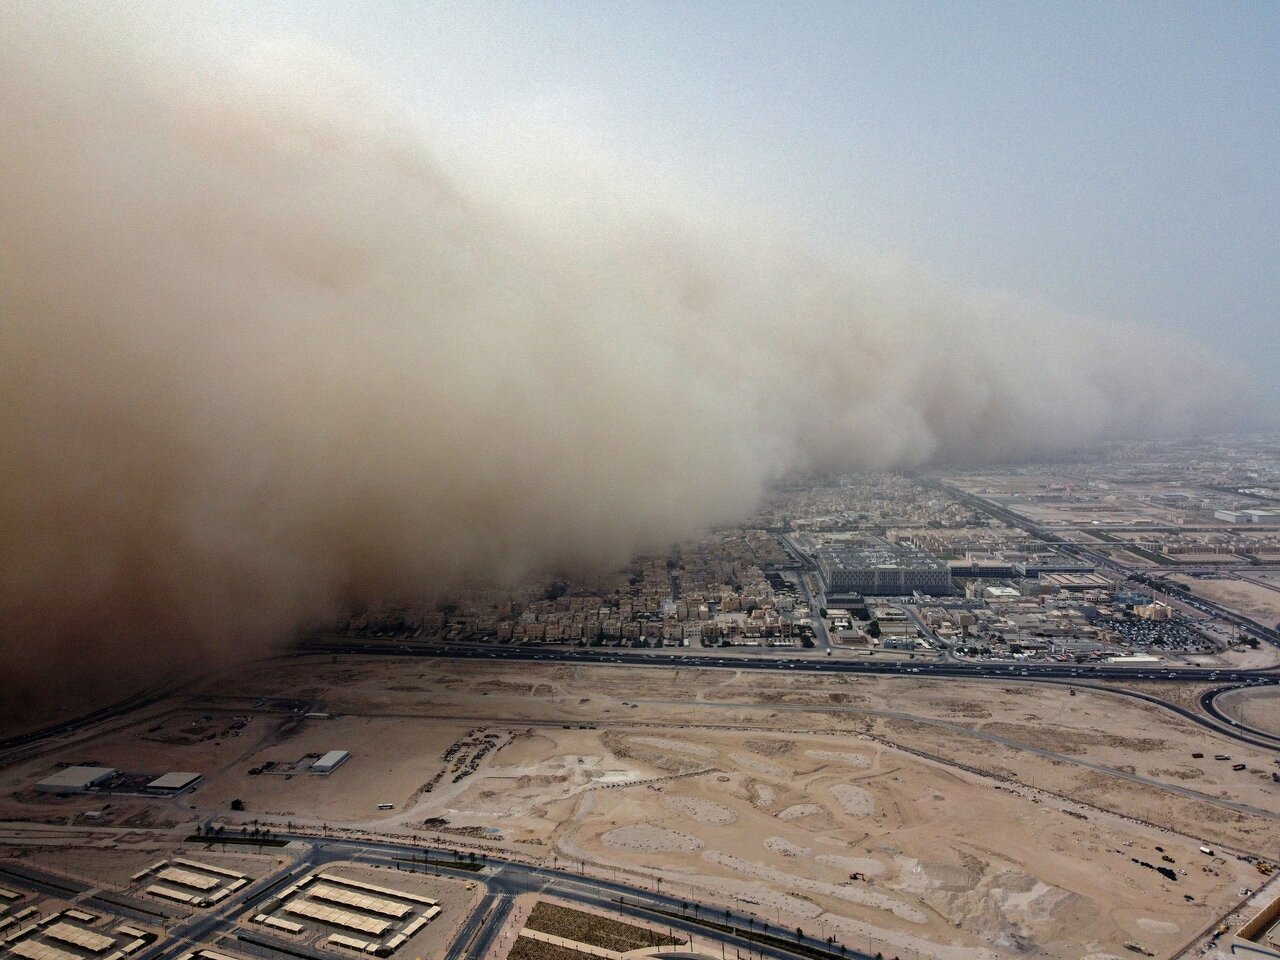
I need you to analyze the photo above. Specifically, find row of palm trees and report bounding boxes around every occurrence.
[672,900,871,958]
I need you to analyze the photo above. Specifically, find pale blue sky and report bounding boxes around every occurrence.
[185,1,1278,367]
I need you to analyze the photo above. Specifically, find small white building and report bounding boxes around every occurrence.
[984,586,1021,601]
[311,751,350,775]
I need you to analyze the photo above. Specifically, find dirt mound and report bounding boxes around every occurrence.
[602,824,702,853]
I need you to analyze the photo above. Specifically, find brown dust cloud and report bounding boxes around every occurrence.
[0,8,1239,716]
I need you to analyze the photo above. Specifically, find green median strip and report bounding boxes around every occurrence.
[186,834,289,847]
[391,855,485,872]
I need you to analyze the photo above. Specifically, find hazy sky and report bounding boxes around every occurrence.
[0,2,1267,704]
[179,0,1278,365]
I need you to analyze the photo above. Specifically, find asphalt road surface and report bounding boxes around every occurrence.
[0,836,875,960]
[302,637,1280,686]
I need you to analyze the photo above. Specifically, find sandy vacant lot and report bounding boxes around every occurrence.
[1216,686,1280,738]
[3,656,1277,960]
[1171,575,1280,625]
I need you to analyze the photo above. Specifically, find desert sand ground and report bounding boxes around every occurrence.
[3,656,1278,960]
[1215,686,1280,738]
[24,847,276,890]
[1170,575,1280,625]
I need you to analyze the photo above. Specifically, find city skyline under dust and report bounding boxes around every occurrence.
[0,4,1274,707]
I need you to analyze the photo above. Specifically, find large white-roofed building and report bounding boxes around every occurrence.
[36,766,116,794]
[146,772,203,794]
[311,750,350,775]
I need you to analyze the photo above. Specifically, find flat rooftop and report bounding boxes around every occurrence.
[818,540,946,570]
[147,772,202,791]
[36,766,116,791]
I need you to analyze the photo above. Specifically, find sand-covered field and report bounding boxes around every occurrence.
[1170,575,1280,624]
[1215,686,1280,737]
[3,655,1277,960]
[24,847,276,890]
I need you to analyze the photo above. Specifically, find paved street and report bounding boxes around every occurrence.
[0,837,876,960]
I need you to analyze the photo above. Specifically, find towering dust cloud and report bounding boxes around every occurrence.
[0,10,1233,709]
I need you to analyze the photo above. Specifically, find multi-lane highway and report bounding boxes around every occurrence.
[924,477,1280,649]
[299,639,1280,753]
[0,685,174,754]
[1199,685,1280,745]
[301,636,1279,686]
[778,534,830,650]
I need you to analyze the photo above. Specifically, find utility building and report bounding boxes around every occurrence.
[311,751,350,775]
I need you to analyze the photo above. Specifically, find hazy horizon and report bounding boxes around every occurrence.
[1,3,1275,705]
[165,0,1280,372]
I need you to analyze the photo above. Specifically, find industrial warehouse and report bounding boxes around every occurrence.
[249,750,350,778]
[310,750,350,775]
[34,767,203,797]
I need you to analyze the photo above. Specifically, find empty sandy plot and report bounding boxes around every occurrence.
[602,825,702,853]
[1170,575,1280,622]
[829,784,875,816]
[775,802,823,821]
[749,782,776,807]
[814,854,887,877]
[730,753,788,778]
[805,749,872,768]
[764,836,810,857]
[663,796,737,825]
[702,851,928,924]
[629,737,718,758]
[1214,685,1280,737]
